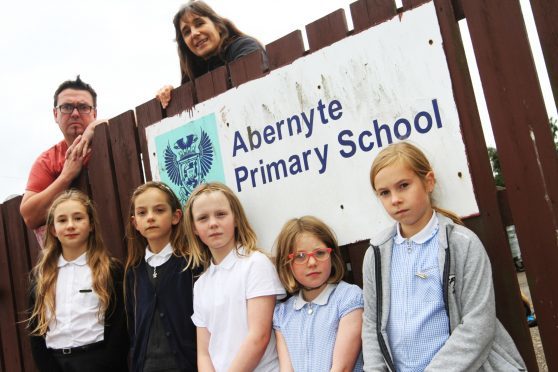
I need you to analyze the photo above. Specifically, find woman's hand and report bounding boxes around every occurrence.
[156,85,174,109]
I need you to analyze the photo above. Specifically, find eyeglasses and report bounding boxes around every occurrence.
[288,248,332,265]
[57,103,94,114]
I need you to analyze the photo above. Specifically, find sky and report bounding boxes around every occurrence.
[0,0,555,202]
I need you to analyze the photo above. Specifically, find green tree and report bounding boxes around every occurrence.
[487,147,505,187]
[487,117,557,187]
[550,117,558,151]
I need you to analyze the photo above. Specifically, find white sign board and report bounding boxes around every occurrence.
[146,2,479,251]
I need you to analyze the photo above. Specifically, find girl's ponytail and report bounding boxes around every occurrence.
[432,206,464,226]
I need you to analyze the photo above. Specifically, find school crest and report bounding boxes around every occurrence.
[164,129,214,203]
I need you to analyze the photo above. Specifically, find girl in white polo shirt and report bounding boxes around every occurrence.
[28,190,128,371]
[184,182,285,371]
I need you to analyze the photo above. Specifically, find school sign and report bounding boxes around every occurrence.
[146,3,478,250]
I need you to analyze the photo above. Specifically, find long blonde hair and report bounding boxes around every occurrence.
[28,190,114,336]
[184,182,258,270]
[125,181,200,273]
[274,216,345,294]
[370,142,463,225]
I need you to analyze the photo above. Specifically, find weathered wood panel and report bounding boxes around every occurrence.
[87,124,126,261]
[462,0,558,368]
[0,203,23,372]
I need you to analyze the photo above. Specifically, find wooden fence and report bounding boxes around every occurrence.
[1,0,557,370]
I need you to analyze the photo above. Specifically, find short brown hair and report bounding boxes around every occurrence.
[274,216,345,294]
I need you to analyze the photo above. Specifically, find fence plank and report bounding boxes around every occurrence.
[266,31,305,70]
[0,203,23,372]
[402,0,430,9]
[196,66,229,102]
[229,51,267,88]
[529,0,558,111]
[306,9,349,53]
[108,110,144,229]
[136,98,166,182]
[462,0,558,368]
[433,0,538,368]
[350,0,397,33]
[1,197,36,372]
[342,240,369,288]
[87,124,126,261]
[166,82,196,118]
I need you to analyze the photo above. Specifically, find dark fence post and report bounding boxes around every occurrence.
[107,110,144,229]
[0,203,23,372]
[350,0,397,33]
[432,0,538,368]
[1,197,37,371]
[461,0,558,369]
[87,123,126,262]
[306,9,350,52]
[529,0,558,112]
[136,98,166,182]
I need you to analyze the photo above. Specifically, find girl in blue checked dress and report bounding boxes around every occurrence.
[273,216,364,372]
[363,142,525,371]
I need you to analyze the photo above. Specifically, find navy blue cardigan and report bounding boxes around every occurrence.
[125,255,197,372]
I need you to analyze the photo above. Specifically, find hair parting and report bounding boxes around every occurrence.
[28,190,114,336]
[369,141,463,225]
[274,216,345,294]
[184,182,259,270]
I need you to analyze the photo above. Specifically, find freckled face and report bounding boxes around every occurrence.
[180,12,221,59]
[373,161,434,238]
[290,233,332,292]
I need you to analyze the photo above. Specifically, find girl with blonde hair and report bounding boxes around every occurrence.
[363,141,525,371]
[184,182,285,371]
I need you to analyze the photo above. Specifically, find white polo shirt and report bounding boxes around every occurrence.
[45,252,104,348]
[192,248,285,371]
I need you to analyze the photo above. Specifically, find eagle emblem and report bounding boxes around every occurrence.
[164,129,214,203]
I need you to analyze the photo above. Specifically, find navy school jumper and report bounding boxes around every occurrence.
[126,255,197,372]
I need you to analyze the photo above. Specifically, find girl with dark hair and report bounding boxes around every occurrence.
[157,0,268,108]
[125,181,200,372]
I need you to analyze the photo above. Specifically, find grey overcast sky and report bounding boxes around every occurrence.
[0,0,555,202]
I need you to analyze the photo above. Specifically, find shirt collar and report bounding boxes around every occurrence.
[293,283,337,310]
[145,242,173,263]
[207,247,243,275]
[57,251,88,268]
[394,211,438,244]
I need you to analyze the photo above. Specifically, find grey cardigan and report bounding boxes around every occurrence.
[362,213,526,371]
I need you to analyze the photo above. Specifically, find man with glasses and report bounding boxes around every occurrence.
[20,75,105,243]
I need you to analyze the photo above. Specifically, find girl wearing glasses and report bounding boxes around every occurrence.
[184,182,285,371]
[273,216,364,372]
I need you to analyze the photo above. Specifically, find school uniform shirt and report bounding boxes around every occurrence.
[273,281,364,372]
[192,248,286,372]
[145,242,173,269]
[29,257,129,372]
[46,252,104,348]
[386,212,449,372]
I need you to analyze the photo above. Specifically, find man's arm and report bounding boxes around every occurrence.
[20,150,84,229]
[66,119,107,158]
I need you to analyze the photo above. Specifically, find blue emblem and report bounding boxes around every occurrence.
[164,129,214,203]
